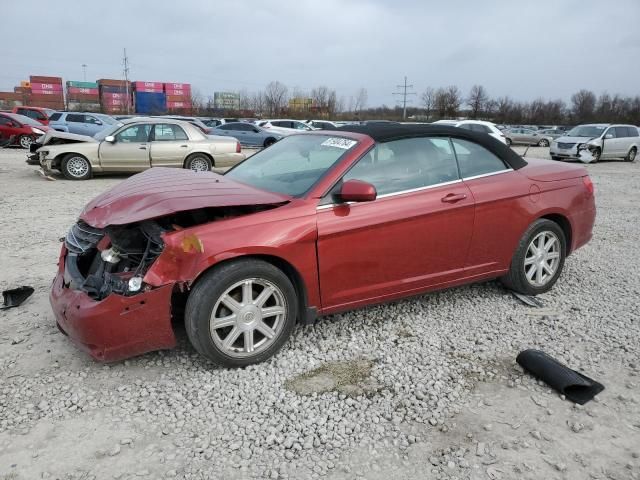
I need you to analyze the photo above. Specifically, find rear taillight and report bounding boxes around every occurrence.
[236,142,241,153]
[582,176,594,195]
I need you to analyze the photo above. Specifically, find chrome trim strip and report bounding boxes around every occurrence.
[462,169,512,181]
[316,178,463,210]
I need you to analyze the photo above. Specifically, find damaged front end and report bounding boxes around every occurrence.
[27,131,95,168]
[64,220,166,300]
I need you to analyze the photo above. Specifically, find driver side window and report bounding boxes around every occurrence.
[342,137,460,197]
[116,124,151,143]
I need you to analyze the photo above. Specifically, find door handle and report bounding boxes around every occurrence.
[139,146,147,150]
[441,193,467,203]
[180,144,188,148]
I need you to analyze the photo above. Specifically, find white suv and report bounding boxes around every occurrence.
[433,120,507,144]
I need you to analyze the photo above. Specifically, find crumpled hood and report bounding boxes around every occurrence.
[554,135,596,144]
[80,167,291,228]
[37,130,97,145]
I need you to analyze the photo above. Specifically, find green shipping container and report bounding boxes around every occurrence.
[66,80,99,89]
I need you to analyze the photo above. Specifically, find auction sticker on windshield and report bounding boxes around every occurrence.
[321,138,358,149]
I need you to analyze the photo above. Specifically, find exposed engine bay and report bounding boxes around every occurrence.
[63,205,275,300]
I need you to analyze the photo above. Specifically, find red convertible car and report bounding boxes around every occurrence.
[51,124,595,367]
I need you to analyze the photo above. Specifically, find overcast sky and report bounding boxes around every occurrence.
[3,0,639,106]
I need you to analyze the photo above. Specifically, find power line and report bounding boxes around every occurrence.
[392,76,416,120]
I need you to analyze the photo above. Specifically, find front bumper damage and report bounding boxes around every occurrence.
[51,220,177,361]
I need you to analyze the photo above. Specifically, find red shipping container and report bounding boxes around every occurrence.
[167,101,192,108]
[30,89,63,96]
[164,82,191,90]
[68,87,99,95]
[30,75,63,84]
[133,81,163,91]
[164,89,190,97]
[101,92,128,100]
[68,93,100,102]
[31,82,63,92]
[135,87,164,93]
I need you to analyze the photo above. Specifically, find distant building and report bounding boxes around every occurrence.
[289,97,313,112]
[214,92,240,110]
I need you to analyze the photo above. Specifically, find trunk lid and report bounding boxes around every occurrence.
[522,157,588,182]
[80,167,291,227]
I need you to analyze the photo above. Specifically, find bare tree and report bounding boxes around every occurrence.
[467,85,488,119]
[311,86,330,109]
[190,88,205,115]
[434,87,448,118]
[571,89,596,123]
[238,88,251,111]
[421,87,435,119]
[445,85,461,118]
[353,88,368,113]
[264,81,289,116]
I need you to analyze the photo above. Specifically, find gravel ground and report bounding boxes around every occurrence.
[0,146,638,480]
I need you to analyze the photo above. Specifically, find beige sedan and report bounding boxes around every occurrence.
[31,118,245,180]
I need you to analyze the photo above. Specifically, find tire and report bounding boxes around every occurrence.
[538,139,549,147]
[591,148,601,163]
[263,137,277,148]
[184,154,212,172]
[506,138,513,146]
[19,135,33,149]
[551,156,561,161]
[61,154,91,180]
[626,147,637,162]
[500,219,566,295]
[185,259,298,368]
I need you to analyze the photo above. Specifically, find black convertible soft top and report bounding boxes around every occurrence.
[337,123,527,170]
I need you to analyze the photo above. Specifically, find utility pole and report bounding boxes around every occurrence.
[82,64,87,82]
[122,48,131,114]
[392,76,416,120]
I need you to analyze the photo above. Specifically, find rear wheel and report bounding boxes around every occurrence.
[551,155,561,161]
[626,147,637,162]
[506,138,513,146]
[185,153,212,172]
[500,219,566,295]
[185,259,298,367]
[263,137,277,148]
[538,138,549,147]
[19,135,33,149]
[61,154,91,180]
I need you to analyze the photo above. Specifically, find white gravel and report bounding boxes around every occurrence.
[0,146,638,480]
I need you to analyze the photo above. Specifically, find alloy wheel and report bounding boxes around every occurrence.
[189,157,210,172]
[66,156,90,178]
[524,231,561,287]
[19,136,32,149]
[209,278,287,358]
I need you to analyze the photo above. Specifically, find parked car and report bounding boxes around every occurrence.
[258,119,314,131]
[0,112,50,148]
[504,128,553,147]
[28,118,244,180]
[433,119,507,144]
[48,112,120,136]
[158,116,214,134]
[210,122,284,147]
[11,106,56,125]
[550,124,639,162]
[537,128,566,140]
[49,124,595,367]
[306,120,340,130]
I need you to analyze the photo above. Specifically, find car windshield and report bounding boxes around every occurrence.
[8,113,42,127]
[225,134,359,197]
[567,125,606,137]
[95,114,117,125]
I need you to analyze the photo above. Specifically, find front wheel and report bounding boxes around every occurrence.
[626,147,637,162]
[500,219,566,295]
[538,138,549,147]
[506,138,513,146]
[19,135,34,149]
[185,154,212,172]
[61,154,92,180]
[263,137,277,148]
[185,259,298,368]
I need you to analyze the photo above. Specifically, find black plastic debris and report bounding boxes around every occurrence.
[517,349,604,405]
[511,291,544,308]
[1,286,35,309]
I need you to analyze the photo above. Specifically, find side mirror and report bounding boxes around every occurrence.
[339,179,377,203]
[253,128,260,133]
[604,133,613,139]
[104,135,115,143]
[95,120,103,126]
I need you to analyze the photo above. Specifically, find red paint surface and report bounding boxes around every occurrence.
[133,81,163,90]
[68,87,99,95]
[30,82,63,91]
[55,131,596,361]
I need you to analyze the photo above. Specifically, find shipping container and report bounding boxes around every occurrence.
[67,93,100,102]
[30,75,63,84]
[66,81,99,89]
[166,94,193,102]
[99,85,129,94]
[101,92,129,100]
[30,93,64,102]
[0,92,22,100]
[14,87,31,93]
[167,101,192,108]
[68,102,101,112]
[31,82,63,92]
[164,88,190,97]
[134,91,167,114]
[133,81,163,91]
[68,87,99,95]
[164,82,191,92]
[97,79,130,88]
[30,90,64,97]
